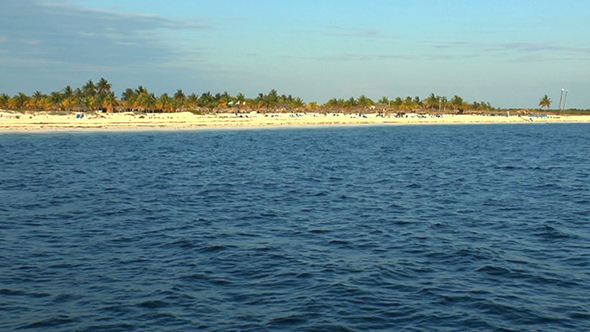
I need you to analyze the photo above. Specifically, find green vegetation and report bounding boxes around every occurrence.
[539,95,552,109]
[0,77,529,115]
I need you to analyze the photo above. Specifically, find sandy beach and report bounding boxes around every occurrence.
[1,111,589,132]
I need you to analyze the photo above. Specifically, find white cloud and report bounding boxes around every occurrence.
[0,0,215,72]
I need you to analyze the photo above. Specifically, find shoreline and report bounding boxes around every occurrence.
[1,111,589,133]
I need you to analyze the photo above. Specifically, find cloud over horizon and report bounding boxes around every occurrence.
[0,0,210,71]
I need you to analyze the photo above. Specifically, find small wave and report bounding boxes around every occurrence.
[310,229,330,233]
[535,225,571,240]
[0,289,26,296]
[200,244,228,252]
[268,314,307,327]
[137,300,169,309]
[476,265,511,276]
[85,323,135,331]
[17,317,76,330]
[328,239,350,246]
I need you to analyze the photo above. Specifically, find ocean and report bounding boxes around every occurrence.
[1,124,589,331]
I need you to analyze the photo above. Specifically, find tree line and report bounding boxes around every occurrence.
[0,78,495,113]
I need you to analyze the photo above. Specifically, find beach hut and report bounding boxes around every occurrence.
[71,105,90,113]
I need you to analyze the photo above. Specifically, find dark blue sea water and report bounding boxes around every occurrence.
[1,124,589,332]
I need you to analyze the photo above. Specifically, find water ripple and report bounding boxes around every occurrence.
[1,124,590,331]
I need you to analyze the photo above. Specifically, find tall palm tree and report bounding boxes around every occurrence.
[96,78,112,96]
[539,95,552,109]
[62,97,78,112]
[413,96,423,109]
[102,92,118,113]
[32,91,46,109]
[174,89,186,102]
[10,92,30,109]
[121,88,136,102]
[62,85,74,99]
[267,89,279,104]
[344,97,357,108]
[86,95,100,111]
[0,93,10,108]
[137,91,157,112]
[135,86,146,95]
[440,96,448,112]
[49,91,64,110]
[41,97,54,111]
[290,97,305,108]
[173,89,187,111]
[74,88,84,100]
[158,93,174,112]
[83,80,97,98]
[449,95,464,111]
[357,94,373,107]
[424,93,439,110]
[235,93,246,105]
[186,93,199,109]
[220,91,232,104]
[401,96,416,112]
[392,97,403,109]
[378,96,390,105]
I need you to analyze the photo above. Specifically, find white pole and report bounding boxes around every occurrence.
[562,89,569,115]
[558,89,564,111]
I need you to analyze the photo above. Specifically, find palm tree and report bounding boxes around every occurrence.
[121,88,136,102]
[539,95,552,109]
[344,97,357,108]
[41,97,54,111]
[101,92,118,113]
[413,96,423,109]
[137,91,157,112]
[158,93,174,112]
[198,92,214,109]
[49,91,64,110]
[235,93,246,105]
[32,91,46,110]
[392,97,403,109]
[424,93,439,110]
[325,98,340,108]
[86,95,99,111]
[10,92,30,109]
[135,86,147,95]
[74,88,84,100]
[62,85,74,99]
[449,95,464,112]
[218,91,232,107]
[83,80,97,98]
[290,97,305,108]
[174,89,186,102]
[440,96,448,112]
[357,94,373,107]
[0,93,10,108]
[62,97,78,112]
[401,96,416,112]
[173,89,187,111]
[96,78,112,96]
[187,93,199,109]
[267,89,279,104]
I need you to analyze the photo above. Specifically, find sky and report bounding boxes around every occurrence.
[1,0,589,109]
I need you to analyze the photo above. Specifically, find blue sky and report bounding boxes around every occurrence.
[1,0,589,108]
